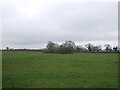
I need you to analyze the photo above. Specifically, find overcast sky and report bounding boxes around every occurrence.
[1,0,118,49]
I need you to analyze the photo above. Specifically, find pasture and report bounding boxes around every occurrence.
[2,51,118,88]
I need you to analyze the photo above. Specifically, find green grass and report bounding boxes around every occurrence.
[2,51,118,88]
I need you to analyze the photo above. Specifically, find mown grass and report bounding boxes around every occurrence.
[2,51,118,88]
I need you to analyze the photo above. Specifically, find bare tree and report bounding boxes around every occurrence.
[46,41,59,49]
[62,41,76,49]
[104,44,112,52]
[6,47,9,50]
[85,43,94,52]
[113,46,118,52]
[92,45,102,52]
[76,45,87,52]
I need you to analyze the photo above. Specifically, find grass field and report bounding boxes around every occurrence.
[2,51,118,88]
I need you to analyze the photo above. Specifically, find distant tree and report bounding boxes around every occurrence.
[44,41,118,53]
[85,43,94,52]
[46,41,59,49]
[46,41,54,49]
[54,43,59,47]
[6,47,9,50]
[62,41,76,49]
[92,45,102,52]
[113,46,118,52]
[104,44,112,52]
[76,45,87,52]
[76,46,80,52]
[44,41,75,54]
[58,47,74,54]
[97,45,102,52]
[43,46,74,54]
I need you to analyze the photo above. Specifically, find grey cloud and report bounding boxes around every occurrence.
[2,2,118,48]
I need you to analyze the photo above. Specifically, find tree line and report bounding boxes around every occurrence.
[3,41,119,54]
[43,41,119,54]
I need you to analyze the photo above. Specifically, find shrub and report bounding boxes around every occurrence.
[43,47,74,54]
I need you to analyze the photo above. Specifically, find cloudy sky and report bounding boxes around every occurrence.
[1,0,118,49]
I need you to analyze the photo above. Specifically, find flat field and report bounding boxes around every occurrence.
[2,51,118,88]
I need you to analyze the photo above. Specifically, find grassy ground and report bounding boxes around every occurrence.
[2,51,118,88]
